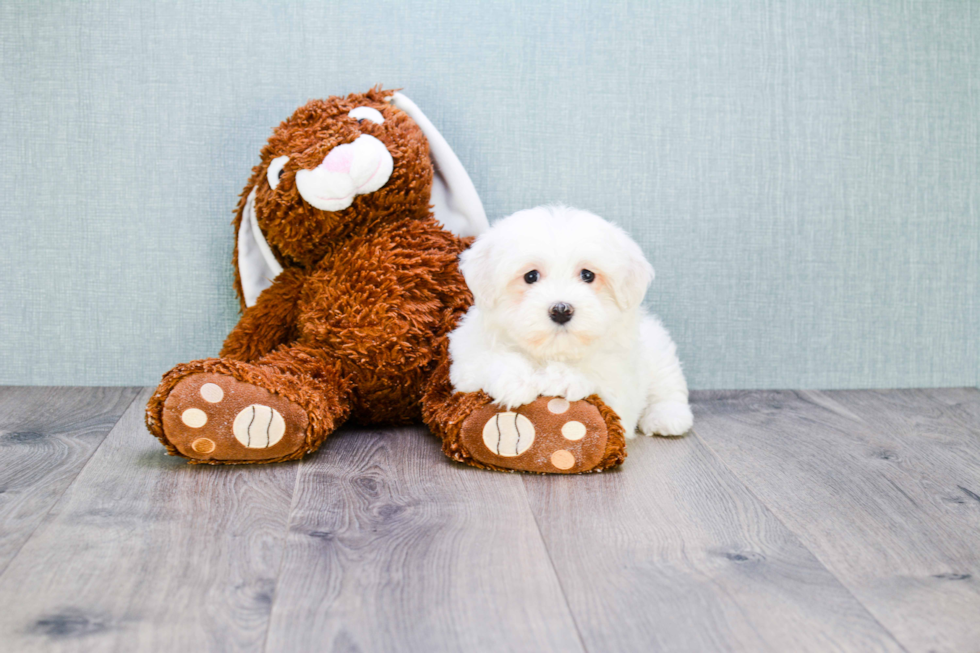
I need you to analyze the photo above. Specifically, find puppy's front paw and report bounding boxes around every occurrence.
[561,376,596,402]
[487,376,542,410]
[535,364,595,402]
[639,401,693,437]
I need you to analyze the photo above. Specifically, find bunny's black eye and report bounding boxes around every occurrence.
[348,107,385,125]
[524,270,540,284]
[267,155,290,190]
[580,269,596,283]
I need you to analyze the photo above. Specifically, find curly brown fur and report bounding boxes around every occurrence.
[150,88,475,460]
[230,86,434,301]
[147,87,626,473]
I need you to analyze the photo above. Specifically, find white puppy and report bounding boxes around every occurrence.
[449,206,692,437]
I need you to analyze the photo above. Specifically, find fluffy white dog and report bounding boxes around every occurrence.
[449,206,693,437]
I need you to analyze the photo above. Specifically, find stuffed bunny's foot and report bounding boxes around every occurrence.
[456,396,625,474]
[161,373,310,463]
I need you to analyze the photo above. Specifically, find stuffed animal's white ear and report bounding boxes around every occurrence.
[237,188,284,307]
[389,92,488,238]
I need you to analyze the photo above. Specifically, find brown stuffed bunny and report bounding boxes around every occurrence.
[145,87,627,473]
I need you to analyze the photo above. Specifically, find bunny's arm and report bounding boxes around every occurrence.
[219,267,307,362]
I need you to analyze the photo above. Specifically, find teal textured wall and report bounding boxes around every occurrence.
[1,1,977,389]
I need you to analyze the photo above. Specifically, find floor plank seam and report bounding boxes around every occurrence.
[260,454,306,653]
[519,477,591,653]
[688,422,912,653]
[956,387,980,439]
[0,387,143,583]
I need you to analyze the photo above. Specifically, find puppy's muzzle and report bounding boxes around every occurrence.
[549,302,574,325]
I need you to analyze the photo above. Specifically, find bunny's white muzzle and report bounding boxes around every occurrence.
[295,134,393,212]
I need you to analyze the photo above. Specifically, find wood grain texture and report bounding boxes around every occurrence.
[2,386,976,652]
[0,388,298,653]
[263,425,585,653]
[522,430,904,652]
[0,386,139,576]
[693,388,980,653]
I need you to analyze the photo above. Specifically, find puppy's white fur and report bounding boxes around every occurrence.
[449,206,693,437]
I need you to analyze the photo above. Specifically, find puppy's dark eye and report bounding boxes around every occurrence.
[524,270,540,284]
[580,269,596,283]
[357,119,365,124]
[277,168,285,179]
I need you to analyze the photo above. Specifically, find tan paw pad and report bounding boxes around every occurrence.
[482,412,535,456]
[561,420,586,440]
[181,408,207,428]
[233,404,286,448]
[192,438,216,454]
[547,398,570,414]
[200,383,224,403]
[550,450,575,470]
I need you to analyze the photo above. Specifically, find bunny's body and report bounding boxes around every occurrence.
[221,212,471,425]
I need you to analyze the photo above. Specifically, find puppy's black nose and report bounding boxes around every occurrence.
[549,302,574,325]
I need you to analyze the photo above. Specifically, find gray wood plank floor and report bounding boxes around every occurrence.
[521,429,904,652]
[0,386,977,652]
[693,389,980,653]
[265,426,582,653]
[0,387,139,577]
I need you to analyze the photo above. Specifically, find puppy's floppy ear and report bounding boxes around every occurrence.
[458,233,501,308]
[607,228,655,310]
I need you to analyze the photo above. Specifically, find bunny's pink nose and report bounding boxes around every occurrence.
[320,144,355,174]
